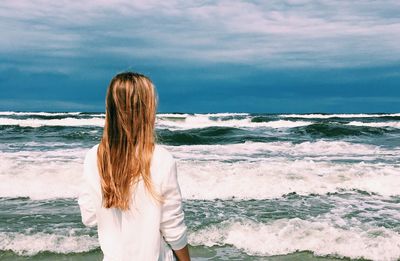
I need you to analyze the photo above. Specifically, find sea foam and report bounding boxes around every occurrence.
[178,159,400,199]
[1,147,399,200]
[0,111,82,116]
[347,121,400,128]
[0,117,105,127]
[167,141,395,161]
[2,219,399,260]
[189,218,400,261]
[156,115,312,130]
[280,113,400,118]
[0,232,98,256]
[0,115,312,129]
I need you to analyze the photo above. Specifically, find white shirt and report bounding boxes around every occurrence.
[78,144,188,261]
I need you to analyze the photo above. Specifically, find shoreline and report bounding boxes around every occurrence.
[0,247,370,261]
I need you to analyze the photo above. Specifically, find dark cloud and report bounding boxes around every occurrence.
[0,0,399,112]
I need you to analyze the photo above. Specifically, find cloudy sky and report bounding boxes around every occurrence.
[0,0,399,112]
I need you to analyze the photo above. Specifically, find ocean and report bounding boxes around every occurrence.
[0,112,399,261]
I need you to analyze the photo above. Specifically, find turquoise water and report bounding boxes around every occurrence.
[0,112,399,260]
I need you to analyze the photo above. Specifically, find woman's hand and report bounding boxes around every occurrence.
[173,245,190,261]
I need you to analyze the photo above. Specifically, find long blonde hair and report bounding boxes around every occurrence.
[97,72,160,210]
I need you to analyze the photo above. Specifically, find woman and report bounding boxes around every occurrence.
[78,72,190,261]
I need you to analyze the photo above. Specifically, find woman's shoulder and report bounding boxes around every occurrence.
[84,144,99,162]
[152,144,176,184]
[89,144,99,152]
[154,144,174,163]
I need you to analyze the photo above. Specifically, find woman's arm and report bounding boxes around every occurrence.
[160,158,190,259]
[77,150,98,227]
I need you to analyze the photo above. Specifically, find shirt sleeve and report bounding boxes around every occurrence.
[160,158,188,250]
[77,150,98,227]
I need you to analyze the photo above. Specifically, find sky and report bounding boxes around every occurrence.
[0,0,399,113]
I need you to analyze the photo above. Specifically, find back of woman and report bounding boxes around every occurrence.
[78,72,190,261]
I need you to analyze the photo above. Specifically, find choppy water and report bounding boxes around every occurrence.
[0,112,399,261]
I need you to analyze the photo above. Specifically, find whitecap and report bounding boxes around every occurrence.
[189,218,400,261]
